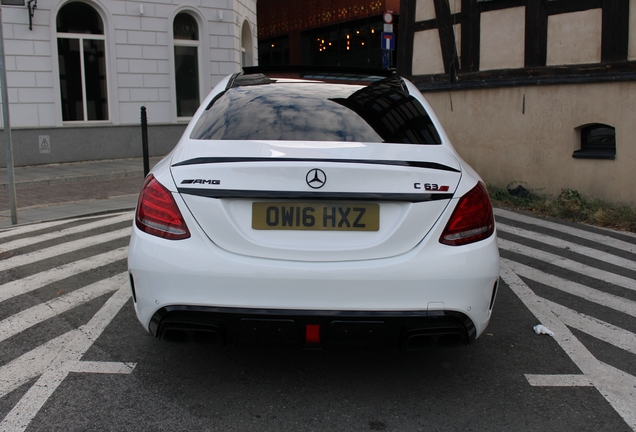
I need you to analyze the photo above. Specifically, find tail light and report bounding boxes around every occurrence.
[135,175,190,240]
[440,182,494,246]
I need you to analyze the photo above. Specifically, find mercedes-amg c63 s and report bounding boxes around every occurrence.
[128,67,500,350]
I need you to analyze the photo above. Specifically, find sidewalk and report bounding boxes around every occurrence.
[0,157,163,229]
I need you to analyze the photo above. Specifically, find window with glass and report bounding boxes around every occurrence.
[173,12,200,118]
[190,78,441,145]
[573,124,616,160]
[56,2,108,122]
[258,36,290,66]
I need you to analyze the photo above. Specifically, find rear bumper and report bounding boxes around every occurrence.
[128,197,500,341]
[149,306,477,350]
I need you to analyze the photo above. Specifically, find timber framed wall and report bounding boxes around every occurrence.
[398,0,636,205]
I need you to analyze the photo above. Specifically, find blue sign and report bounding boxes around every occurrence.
[382,49,391,69]
[381,32,395,50]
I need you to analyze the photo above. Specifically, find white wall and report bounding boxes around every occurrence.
[0,0,257,129]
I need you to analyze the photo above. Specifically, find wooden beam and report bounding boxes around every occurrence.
[413,19,437,32]
[411,62,636,92]
[433,0,460,79]
[461,0,479,72]
[478,0,525,13]
[601,0,629,62]
[397,0,416,76]
[525,0,547,67]
[546,0,602,15]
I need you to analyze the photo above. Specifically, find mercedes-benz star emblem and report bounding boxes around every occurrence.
[306,169,326,189]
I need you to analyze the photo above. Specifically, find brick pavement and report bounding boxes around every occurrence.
[0,176,144,213]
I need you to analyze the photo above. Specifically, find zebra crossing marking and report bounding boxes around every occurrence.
[498,238,636,291]
[0,273,127,343]
[498,222,636,271]
[0,209,634,430]
[0,227,131,272]
[0,211,130,240]
[501,263,636,429]
[0,284,135,432]
[524,374,594,387]
[0,212,132,252]
[548,300,636,356]
[498,211,636,429]
[0,247,128,303]
[502,258,636,317]
[495,208,636,253]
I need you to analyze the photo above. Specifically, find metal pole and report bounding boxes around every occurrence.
[140,106,149,177]
[0,8,18,225]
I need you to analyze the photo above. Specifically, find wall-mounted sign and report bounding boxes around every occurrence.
[39,135,51,154]
[381,32,395,50]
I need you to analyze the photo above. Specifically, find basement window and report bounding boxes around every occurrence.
[573,124,616,160]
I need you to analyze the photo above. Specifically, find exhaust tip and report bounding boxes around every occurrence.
[403,328,467,350]
[161,328,189,344]
[159,323,224,345]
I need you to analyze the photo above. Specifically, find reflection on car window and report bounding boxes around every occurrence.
[190,79,441,144]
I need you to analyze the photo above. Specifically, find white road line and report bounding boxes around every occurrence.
[548,300,636,356]
[0,331,76,400]
[494,208,636,253]
[0,359,136,432]
[498,223,636,271]
[0,220,72,239]
[502,259,636,317]
[0,247,128,303]
[498,238,636,291]
[0,227,131,273]
[0,273,127,343]
[0,285,132,431]
[595,225,636,239]
[1,369,71,432]
[525,374,593,387]
[500,263,636,430]
[0,284,131,399]
[0,213,133,252]
[68,361,136,374]
[0,211,130,240]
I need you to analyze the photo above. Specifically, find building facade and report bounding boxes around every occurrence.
[257,0,400,68]
[397,0,636,205]
[0,0,257,167]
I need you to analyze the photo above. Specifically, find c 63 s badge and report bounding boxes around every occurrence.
[414,183,449,191]
[181,179,221,185]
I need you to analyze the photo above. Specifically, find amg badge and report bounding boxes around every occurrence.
[181,179,221,185]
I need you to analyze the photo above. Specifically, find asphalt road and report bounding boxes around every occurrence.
[0,208,634,431]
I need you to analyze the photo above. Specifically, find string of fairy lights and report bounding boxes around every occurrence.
[260,0,384,39]
[316,26,378,53]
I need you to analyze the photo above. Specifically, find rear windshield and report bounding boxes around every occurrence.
[190,80,441,144]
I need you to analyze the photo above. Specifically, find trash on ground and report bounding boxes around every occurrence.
[533,324,554,336]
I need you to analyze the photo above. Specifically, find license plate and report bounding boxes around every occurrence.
[252,202,379,231]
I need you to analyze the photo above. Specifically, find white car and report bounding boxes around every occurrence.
[128,68,500,350]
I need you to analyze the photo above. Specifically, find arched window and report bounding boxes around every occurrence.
[241,20,253,68]
[173,12,200,118]
[56,2,108,122]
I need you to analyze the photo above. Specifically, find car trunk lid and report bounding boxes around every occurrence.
[171,140,461,261]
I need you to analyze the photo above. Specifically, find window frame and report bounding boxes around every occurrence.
[55,3,110,125]
[171,10,205,122]
[572,123,616,160]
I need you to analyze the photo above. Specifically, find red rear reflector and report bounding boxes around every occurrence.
[305,324,321,344]
[135,175,190,240]
[440,182,494,246]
